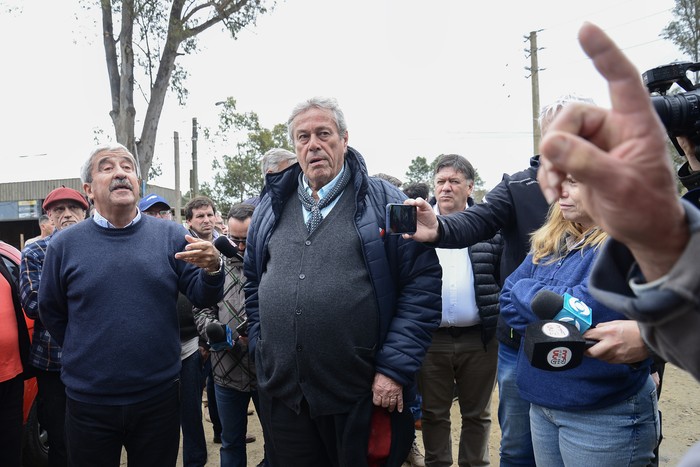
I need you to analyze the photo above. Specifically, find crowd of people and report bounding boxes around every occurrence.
[2,20,700,467]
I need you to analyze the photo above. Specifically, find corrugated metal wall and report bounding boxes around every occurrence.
[0,179,83,202]
[0,178,176,204]
[0,179,180,249]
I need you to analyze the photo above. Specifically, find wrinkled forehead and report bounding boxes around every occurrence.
[292,107,338,134]
[435,166,470,182]
[192,206,215,216]
[91,149,137,172]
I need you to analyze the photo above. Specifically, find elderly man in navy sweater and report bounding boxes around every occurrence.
[39,143,224,467]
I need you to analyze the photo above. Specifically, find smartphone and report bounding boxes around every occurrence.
[235,319,248,337]
[385,203,417,235]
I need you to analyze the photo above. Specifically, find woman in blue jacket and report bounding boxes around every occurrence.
[499,175,659,466]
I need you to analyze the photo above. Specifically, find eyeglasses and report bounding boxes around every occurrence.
[144,210,172,218]
[228,235,247,246]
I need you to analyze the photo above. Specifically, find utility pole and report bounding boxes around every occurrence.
[525,30,544,155]
[174,131,182,223]
[191,117,199,198]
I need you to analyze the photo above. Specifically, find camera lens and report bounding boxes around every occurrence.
[651,91,700,133]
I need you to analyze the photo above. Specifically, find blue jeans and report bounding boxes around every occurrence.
[180,351,207,467]
[215,384,261,467]
[65,381,180,467]
[203,358,222,438]
[409,390,422,422]
[530,376,659,466]
[497,344,535,467]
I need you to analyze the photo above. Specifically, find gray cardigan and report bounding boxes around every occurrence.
[589,200,700,466]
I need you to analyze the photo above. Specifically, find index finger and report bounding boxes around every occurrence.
[578,22,651,116]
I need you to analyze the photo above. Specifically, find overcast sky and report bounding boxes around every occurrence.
[1,0,683,191]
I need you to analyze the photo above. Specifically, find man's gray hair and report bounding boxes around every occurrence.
[287,97,348,143]
[80,142,140,184]
[539,94,595,136]
[261,148,296,178]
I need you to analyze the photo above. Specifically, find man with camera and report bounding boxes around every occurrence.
[194,203,268,467]
[244,96,442,465]
[537,22,700,466]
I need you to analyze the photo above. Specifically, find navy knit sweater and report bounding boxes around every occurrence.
[38,215,224,405]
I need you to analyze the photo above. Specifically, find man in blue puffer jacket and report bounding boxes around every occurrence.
[243,96,442,466]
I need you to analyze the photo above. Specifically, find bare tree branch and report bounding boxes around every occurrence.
[101,0,120,117]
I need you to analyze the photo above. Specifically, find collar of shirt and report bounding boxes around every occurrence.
[300,163,348,224]
[92,208,141,229]
[564,228,597,252]
[432,202,468,216]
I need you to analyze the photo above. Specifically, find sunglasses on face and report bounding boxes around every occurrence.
[228,235,247,246]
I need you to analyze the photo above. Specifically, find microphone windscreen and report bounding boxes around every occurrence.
[205,322,226,344]
[214,236,243,260]
[531,290,564,320]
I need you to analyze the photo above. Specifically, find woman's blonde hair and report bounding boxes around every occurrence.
[530,202,608,264]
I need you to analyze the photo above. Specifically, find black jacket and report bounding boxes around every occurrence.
[468,227,503,348]
[436,156,547,282]
[435,156,549,348]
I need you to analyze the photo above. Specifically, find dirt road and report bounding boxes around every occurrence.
[169,363,699,466]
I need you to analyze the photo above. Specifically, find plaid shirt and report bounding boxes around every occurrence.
[194,257,255,392]
[20,233,62,371]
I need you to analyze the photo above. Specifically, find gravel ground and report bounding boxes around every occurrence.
[117,363,699,466]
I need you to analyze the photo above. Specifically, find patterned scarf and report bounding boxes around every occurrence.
[297,165,352,234]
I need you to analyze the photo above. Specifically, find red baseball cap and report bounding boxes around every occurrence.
[42,186,89,211]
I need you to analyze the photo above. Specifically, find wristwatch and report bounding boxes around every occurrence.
[205,255,224,276]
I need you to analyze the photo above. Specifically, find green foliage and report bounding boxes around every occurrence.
[204,97,292,209]
[76,0,273,179]
[473,170,485,192]
[110,0,267,106]
[659,5,700,194]
[661,0,700,63]
[404,156,433,185]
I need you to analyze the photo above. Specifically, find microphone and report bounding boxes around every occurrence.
[531,290,592,333]
[524,320,588,371]
[214,236,244,261]
[205,322,239,352]
[524,290,597,371]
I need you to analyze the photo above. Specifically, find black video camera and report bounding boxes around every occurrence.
[643,62,700,207]
[643,62,700,160]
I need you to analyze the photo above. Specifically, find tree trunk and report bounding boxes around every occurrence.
[137,0,186,179]
[100,0,265,180]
